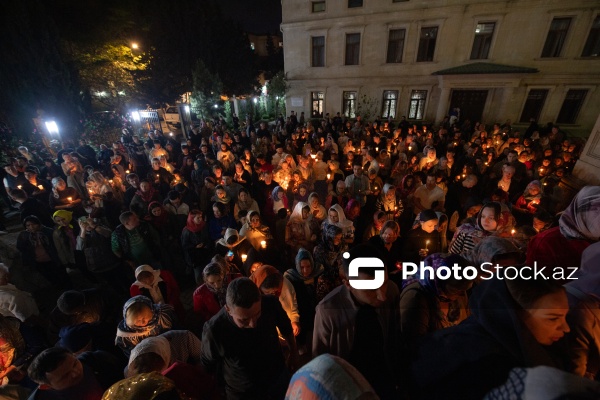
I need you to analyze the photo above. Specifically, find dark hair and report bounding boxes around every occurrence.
[167,190,180,201]
[23,215,41,227]
[226,277,260,309]
[28,347,71,384]
[261,272,283,291]
[237,209,249,219]
[10,189,27,201]
[506,278,565,310]
[212,202,227,215]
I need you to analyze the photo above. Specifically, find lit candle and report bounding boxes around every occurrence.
[126,170,130,174]
[511,229,516,236]
[311,154,316,159]
[67,197,73,202]
[425,240,430,250]
[17,185,22,189]
[462,174,466,178]
[394,205,398,211]
[539,168,544,173]
[169,132,174,136]
[241,254,247,262]
[375,147,379,152]
[484,162,489,166]
[327,173,331,180]
[260,240,267,249]
[109,179,113,184]
[156,174,159,178]
[408,146,412,151]
[38,185,44,190]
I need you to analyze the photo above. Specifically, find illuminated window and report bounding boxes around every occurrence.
[408,90,427,120]
[343,91,357,118]
[382,91,399,119]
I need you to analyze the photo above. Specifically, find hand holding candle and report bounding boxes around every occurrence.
[260,240,267,249]
[241,254,247,262]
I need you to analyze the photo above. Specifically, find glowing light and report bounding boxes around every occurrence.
[131,43,139,49]
[45,121,59,136]
[241,254,247,262]
[260,240,267,249]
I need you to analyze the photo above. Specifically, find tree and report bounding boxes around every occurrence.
[0,0,84,139]
[190,61,223,121]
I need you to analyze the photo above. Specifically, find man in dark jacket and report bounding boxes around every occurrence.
[111,211,161,268]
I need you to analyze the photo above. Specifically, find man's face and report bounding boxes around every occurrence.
[507,153,517,163]
[124,214,140,230]
[353,166,362,176]
[227,300,261,328]
[346,271,389,307]
[426,176,436,189]
[45,354,84,391]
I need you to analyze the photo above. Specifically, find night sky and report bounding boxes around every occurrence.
[219,0,282,34]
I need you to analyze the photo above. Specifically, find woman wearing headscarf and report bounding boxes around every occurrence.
[315,224,348,302]
[325,180,351,210]
[250,265,301,336]
[563,242,600,379]
[449,202,513,256]
[232,188,259,224]
[52,210,78,272]
[284,248,324,353]
[193,262,242,325]
[115,296,175,357]
[323,204,355,244]
[375,183,404,222]
[286,354,378,400]
[400,253,472,349]
[239,210,273,251]
[130,265,184,321]
[308,192,327,223]
[286,202,319,253]
[181,210,212,283]
[48,177,82,212]
[512,180,546,225]
[526,185,600,274]
[411,278,570,400]
[125,335,217,400]
[263,186,289,228]
[130,180,161,220]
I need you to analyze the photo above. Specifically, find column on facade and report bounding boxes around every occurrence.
[435,87,451,125]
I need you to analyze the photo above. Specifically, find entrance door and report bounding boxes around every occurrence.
[449,90,488,124]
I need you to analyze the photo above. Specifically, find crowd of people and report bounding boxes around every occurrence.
[0,111,599,399]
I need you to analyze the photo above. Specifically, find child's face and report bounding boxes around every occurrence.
[299,187,307,197]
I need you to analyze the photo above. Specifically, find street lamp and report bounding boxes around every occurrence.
[45,121,59,136]
[131,43,139,50]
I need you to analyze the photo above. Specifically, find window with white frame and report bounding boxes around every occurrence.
[408,90,427,120]
[381,91,399,119]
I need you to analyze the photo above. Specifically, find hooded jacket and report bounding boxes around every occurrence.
[411,279,562,400]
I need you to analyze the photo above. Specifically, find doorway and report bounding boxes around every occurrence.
[449,90,488,124]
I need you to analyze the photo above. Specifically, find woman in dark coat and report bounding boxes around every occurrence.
[402,209,441,265]
[410,278,569,400]
[180,210,212,284]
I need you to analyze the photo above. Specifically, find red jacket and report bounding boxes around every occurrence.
[526,226,589,273]
[193,284,221,324]
[130,270,185,321]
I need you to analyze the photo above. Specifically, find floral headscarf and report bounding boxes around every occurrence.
[115,296,174,351]
[132,265,165,305]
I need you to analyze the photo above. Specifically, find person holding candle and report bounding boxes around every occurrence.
[375,183,404,222]
[308,192,327,223]
[512,180,546,226]
[286,202,319,253]
[400,253,472,349]
[412,174,446,218]
[402,210,441,265]
[48,177,82,213]
[240,211,273,252]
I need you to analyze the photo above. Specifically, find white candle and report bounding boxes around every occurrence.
[260,240,267,249]
[241,254,247,262]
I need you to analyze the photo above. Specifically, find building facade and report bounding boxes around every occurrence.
[280,0,600,136]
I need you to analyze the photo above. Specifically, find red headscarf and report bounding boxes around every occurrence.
[185,211,205,233]
[148,201,168,229]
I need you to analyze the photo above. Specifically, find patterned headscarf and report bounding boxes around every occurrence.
[559,185,600,241]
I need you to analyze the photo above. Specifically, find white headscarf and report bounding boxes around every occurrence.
[128,335,171,370]
[132,265,165,305]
